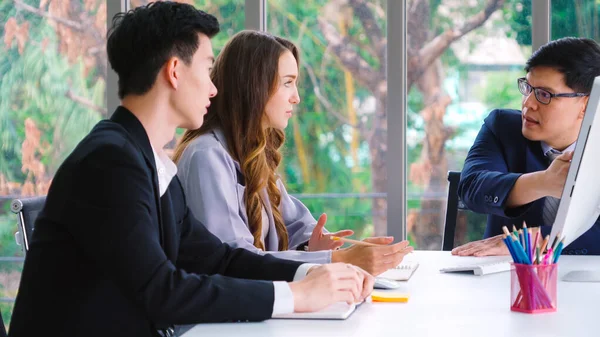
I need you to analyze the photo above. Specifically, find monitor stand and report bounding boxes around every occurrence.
[563,270,600,282]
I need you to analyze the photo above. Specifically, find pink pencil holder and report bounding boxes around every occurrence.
[510,263,558,314]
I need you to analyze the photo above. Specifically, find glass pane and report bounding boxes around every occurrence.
[267,0,387,239]
[130,0,245,151]
[551,0,600,40]
[407,0,532,249]
[0,0,108,325]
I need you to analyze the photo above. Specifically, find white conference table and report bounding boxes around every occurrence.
[183,251,600,337]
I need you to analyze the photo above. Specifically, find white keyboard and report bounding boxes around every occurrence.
[439,261,512,276]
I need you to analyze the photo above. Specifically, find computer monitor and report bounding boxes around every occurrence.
[550,75,600,282]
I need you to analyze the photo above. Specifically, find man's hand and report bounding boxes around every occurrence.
[332,237,413,276]
[289,263,374,313]
[307,213,354,252]
[451,234,509,256]
[543,151,573,198]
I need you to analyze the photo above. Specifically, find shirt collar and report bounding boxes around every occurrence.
[150,146,178,197]
[540,141,577,157]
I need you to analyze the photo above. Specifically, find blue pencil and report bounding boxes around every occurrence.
[553,241,565,263]
[503,235,518,263]
[512,235,531,264]
[523,224,530,261]
[518,230,525,252]
[501,227,518,262]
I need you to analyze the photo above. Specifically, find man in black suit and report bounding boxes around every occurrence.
[9,2,373,336]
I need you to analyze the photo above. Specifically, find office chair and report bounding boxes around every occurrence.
[10,196,46,252]
[442,171,468,251]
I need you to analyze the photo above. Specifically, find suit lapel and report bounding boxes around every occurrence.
[110,106,165,247]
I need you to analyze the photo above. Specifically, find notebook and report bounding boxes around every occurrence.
[377,260,420,281]
[439,261,512,276]
[272,301,362,320]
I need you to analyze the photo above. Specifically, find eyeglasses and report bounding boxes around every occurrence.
[517,77,589,105]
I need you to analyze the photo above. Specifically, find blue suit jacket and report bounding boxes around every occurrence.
[458,109,600,255]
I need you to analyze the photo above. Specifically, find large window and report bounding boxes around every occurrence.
[405,0,532,249]
[267,0,387,239]
[0,0,108,324]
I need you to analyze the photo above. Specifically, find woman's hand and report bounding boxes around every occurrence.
[307,213,354,252]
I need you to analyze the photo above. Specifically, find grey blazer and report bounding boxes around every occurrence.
[177,129,332,263]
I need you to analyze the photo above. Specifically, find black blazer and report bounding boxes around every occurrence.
[9,107,302,337]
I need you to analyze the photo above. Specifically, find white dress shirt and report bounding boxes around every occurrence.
[150,146,313,316]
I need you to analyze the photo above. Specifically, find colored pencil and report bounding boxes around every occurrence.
[331,236,379,247]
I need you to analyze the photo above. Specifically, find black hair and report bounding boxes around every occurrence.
[525,37,600,93]
[107,1,219,99]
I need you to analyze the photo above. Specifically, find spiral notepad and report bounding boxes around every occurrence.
[378,261,419,281]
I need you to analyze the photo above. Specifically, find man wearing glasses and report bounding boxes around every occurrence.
[451,37,600,256]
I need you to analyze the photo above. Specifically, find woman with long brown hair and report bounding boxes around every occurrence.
[173,30,412,275]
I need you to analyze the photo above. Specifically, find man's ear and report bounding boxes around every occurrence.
[164,57,179,90]
[579,96,590,119]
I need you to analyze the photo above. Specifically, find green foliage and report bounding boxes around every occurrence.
[504,0,532,45]
[0,1,103,182]
[551,0,600,40]
[479,71,523,111]
[505,0,600,45]
[192,0,245,52]
[0,302,14,329]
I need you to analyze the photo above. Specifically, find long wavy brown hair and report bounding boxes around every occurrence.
[173,30,299,251]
